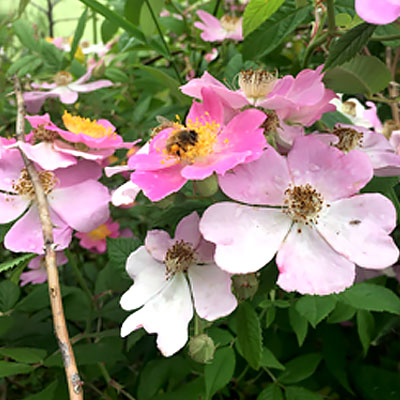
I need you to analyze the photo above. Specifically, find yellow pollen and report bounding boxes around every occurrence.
[283,184,325,225]
[62,111,115,139]
[87,224,112,240]
[161,116,220,163]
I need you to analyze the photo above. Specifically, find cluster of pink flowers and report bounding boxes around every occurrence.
[115,65,400,356]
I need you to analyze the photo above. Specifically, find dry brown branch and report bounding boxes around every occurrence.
[13,76,83,400]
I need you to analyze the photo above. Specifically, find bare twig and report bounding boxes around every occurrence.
[386,47,400,125]
[13,77,83,400]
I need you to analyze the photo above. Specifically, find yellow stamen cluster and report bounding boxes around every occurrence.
[220,15,241,32]
[62,111,115,139]
[238,69,278,100]
[332,126,363,152]
[162,115,220,163]
[283,184,324,225]
[164,240,196,279]
[54,71,73,86]
[12,168,56,198]
[87,224,112,240]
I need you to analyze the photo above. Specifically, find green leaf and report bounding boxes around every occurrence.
[23,381,58,400]
[288,306,308,346]
[101,19,119,43]
[204,347,235,400]
[7,55,39,76]
[125,0,145,25]
[320,111,353,130]
[357,310,375,356]
[207,327,234,347]
[285,386,323,400]
[15,285,49,312]
[0,361,34,378]
[243,2,311,59]
[278,353,322,384]
[327,301,356,323]
[78,0,146,43]
[0,281,20,312]
[266,306,276,327]
[243,0,285,37]
[323,55,391,95]
[107,237,142,269]
[260,347,285,370]
[324,23,376,70]
[70,8,88,62]
[373,22,400,47]
[338,283,400,314]
[295,295,336,328]
[105,67,130,83]
[0,253,35,274]
[257,383,284,400]
[0,347,47,363]
[236,302,263,370]
[137,65,190,105]
[13,19,37,50]
[140,0,164,37]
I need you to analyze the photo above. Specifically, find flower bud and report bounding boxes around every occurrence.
[188,334,215,364]
[195,174,219,197]
[232,273,259,301]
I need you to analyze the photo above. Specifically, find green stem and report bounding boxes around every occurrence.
[326,0,336,36]
[66,250,93,302]
[143,0,182,83]
[213,0,221,15]
[371,33,400,42]
[366,95,400,104]
[301,32,328,68]
[92,10,98,44]
[194,313,201,335]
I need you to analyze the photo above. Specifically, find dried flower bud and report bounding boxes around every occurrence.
[232,273,259,301]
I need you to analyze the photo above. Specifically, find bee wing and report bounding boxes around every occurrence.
[156,115,171,124]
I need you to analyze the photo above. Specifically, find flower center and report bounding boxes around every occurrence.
[220,15,241,32]
[62,111,115,139]
[164,240,195,279]
[283,184,324,225]
[332,126,363,152]
[33,125,58,142]
[54,71,73,86]
[341,100,357,117]
[87,224,112,240]
[161,115,220,163]
[12,168,56,198]
[238,69,277,101]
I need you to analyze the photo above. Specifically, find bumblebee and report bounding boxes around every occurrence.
[166,129,199,158]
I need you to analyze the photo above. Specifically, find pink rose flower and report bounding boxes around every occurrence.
[180,67,336,146]
[120,212,237,356]
[355,0,400,24]
[128,87,266,201]
[200,136,399,295]
[75,218,133,253]
[19,113,133,170]
[0,145,110,254]
[23,67,113,114]
[312,124,400,177]
[194,10,243,42]
[20,252,68,286]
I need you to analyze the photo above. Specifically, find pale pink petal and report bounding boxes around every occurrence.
[364,101,383,132]
[196,238,215,263]
[355,0,400,24]
[111,180,141,207]
[276,226,355,295]
[53,140,114,161]
[0,148,26,191]
[48,180,110,232]
[130,165,187,201]
[23,92,59,114]
[188,263,237,320]
[105,165,130,177]
[200,203,292,274]
[70,79,113,93]
[145,230,173,262]
[219,146,291,205]
[174,212,201,248]
[20,270,48,286]
[0,193,29,223]
[196,10,222,30]
[18,142,77,170]
[317,194,399,269]
[288,136,373,201]
[4,206,72,254]
[121,273,193,357]
[120,247,169,310]
[180,71,228,99]
[52,87,79,104]
[54,160,102,187]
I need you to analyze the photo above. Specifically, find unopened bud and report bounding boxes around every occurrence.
[188,334,215,364]
[232,273,259,301]
[194,174,219,197]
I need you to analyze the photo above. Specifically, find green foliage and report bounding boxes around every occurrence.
[295,295,337,328]
[69,8,88,62]
[278,353,322,384]
[0,253,35,274]
[257,384,284,400]
[324,23,376,70]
